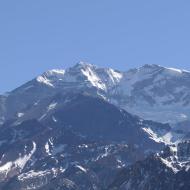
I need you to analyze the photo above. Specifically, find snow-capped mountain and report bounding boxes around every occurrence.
[0,62,123,124]
[36,62,122,92]
[1,62,190,128]
[114,64,190,125]
[0,62,190,189]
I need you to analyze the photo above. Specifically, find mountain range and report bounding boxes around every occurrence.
[0,62,190,190]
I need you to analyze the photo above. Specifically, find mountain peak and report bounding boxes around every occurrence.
[139,64,190,75]
[72,61,96,70]
[138,64,163,72]
[36,69,65,87]
[141,64,162,68]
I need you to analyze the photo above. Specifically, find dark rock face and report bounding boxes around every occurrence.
[108,141,190,190]
[0,94,167,190]
[177,141,190,161]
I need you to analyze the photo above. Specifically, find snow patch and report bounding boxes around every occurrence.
[167,68,183,74]
[47,102,57,111]
[75,165,87,173]
[18,169,52,181]
[44,139,54,155]
[45,142,51,155]
[0,142,36,177]
[37,76,54,87]
[81,67,106,90]
[142,127,164,143]
[17,112,24,118]
[52,116,57,122]
[39,113,47,121]
[160,157,179,173]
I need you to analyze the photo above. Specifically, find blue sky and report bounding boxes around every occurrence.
[0,1,190,93]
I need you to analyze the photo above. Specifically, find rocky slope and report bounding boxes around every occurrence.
[0,94,168,190]
[108,141,190,190]
[0,62,190,190]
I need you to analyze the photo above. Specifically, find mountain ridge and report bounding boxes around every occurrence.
[1,62,190,127]
[0,62,190,189]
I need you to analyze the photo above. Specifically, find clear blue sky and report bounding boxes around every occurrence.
[0,1,190,93]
